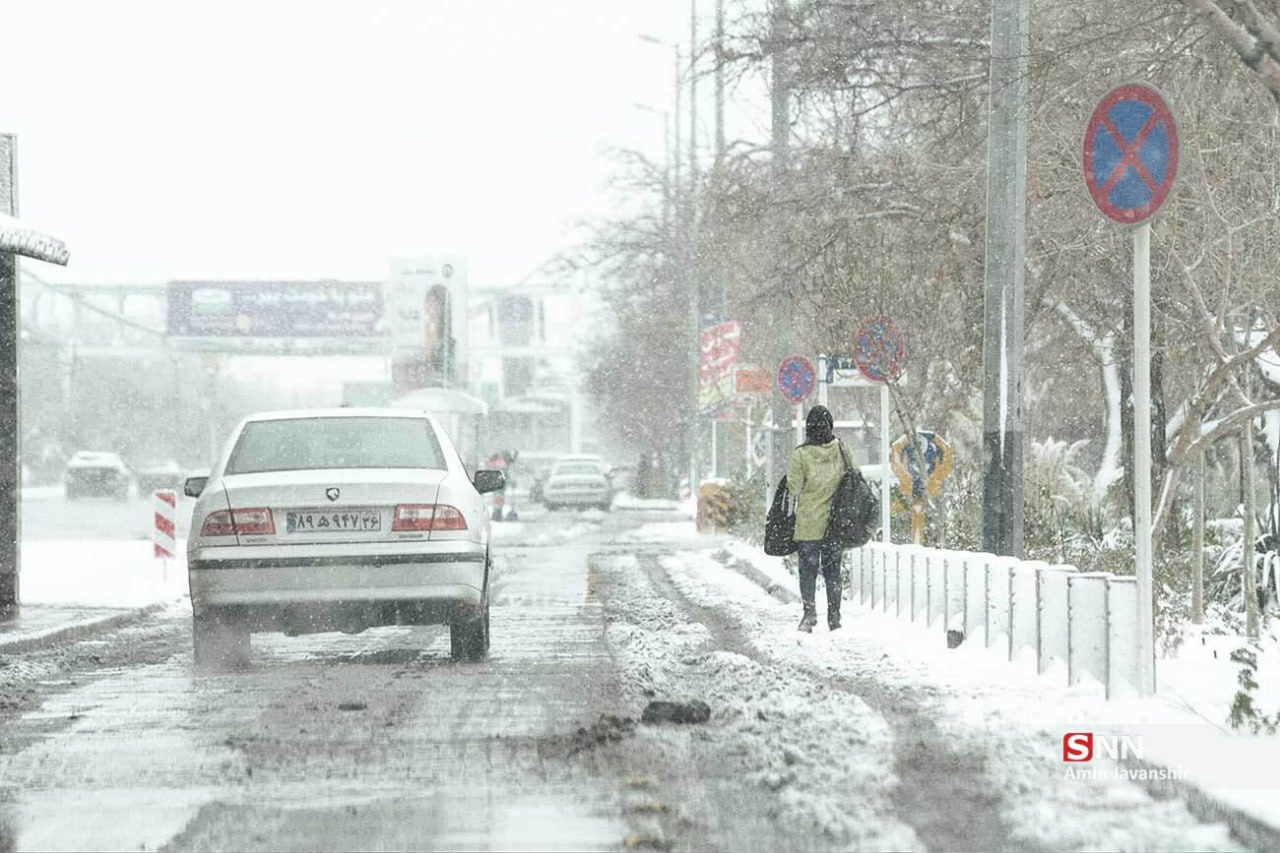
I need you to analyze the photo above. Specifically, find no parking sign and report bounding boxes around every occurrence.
[1083,83,1179,225]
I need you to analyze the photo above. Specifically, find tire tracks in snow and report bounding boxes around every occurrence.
[648,550,1017,852]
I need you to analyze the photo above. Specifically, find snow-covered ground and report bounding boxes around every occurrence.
[714,536,1280,836]
[18,540,189,608]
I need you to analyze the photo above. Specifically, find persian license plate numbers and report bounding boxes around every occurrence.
[286,509,381,533]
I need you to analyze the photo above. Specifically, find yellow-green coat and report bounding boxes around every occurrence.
[786,440,852,541]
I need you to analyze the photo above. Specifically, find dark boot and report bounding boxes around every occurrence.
[798,601,817,633]
[827,599,842,631]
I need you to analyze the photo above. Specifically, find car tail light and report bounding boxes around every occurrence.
[199,507,275,537]
[392,504,468,532]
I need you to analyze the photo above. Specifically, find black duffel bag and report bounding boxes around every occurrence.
[764,475,798,556]
[825,439,879,549]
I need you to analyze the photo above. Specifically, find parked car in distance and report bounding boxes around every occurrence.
[135,458,184,495]
[606,464,636,494]
[542,458,612,511]
[64,451,131,501]
[185,408,506,669]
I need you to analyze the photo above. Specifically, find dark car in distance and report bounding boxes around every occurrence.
[64,451,132,501]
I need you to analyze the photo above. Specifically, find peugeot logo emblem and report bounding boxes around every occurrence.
[325,487,340,502]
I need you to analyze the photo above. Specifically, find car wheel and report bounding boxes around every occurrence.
[598,501,612,512]
[450,599,489,662]
[193,611,250,672]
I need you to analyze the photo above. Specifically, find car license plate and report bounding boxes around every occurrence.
[286,509,381,533]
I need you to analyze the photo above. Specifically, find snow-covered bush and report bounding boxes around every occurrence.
[1206,507,1280,615]
[1228,646,1280,734]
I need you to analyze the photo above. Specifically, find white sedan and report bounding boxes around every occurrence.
[184,408,505,668]
[541,459,612,511]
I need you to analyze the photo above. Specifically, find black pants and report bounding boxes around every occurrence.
[797,539,843,609]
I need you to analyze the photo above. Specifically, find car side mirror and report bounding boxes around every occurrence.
[473,469,505,494]
[183,469,211,498]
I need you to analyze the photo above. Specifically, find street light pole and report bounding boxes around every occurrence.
[0,135,70,614]
[0,135,18,612]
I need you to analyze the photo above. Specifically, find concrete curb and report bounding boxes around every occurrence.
[0,603,168,656]
[714,550,799,604]
[1126,757,1280,853]
[708,545,1279,852]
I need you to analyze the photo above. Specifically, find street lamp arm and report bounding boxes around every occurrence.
[0,213,69,266]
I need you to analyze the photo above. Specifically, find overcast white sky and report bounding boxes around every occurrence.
[3,0,722,287]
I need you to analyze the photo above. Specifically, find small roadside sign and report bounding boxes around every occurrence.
[1083,83,1179,226]
[734,365,773,396]
[777,355,816,403]
[820,353,879,388]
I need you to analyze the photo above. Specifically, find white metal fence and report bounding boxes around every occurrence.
[850,543,1139,698]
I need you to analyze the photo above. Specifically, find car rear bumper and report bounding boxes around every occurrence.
[544,488,610,505]
[188,541,487,616]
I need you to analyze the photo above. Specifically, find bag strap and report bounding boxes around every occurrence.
[836,439,852,474]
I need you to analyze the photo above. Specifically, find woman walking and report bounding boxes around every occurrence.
[786,405,851,632]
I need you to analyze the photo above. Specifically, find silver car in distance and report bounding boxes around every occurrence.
[185,408,505,669]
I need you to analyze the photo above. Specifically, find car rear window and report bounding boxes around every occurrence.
[554,463,603,476]
[225,417,446,474]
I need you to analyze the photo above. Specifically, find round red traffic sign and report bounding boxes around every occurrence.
[777,355,816,403]
[853,316,906,383]
[1083,83,1179,225]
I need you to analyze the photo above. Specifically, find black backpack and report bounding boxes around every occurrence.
[825,440,879,549]
[763,475,798,556]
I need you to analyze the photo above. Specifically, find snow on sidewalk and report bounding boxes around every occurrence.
[17,540,189,609]
[714,536,1280,830]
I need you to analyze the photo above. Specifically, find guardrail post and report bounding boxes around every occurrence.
[943,551,967,646]
[860,546,873,606]
[1009,562,1039,661]
[1106,576,1140,698]
[963,554,986,647]
[984,557,1014,656]
[885,549,899,614]
[912,548,928,622]
[927,550,947,629]
[1068,572,1110,689]
[1036,564,1076,678]
[870,547,882,610]
[896,547,913,619]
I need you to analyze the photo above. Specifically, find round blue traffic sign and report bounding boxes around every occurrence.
[777,355,816,403]
[1083,83,1179,225]
[854,316,906,383]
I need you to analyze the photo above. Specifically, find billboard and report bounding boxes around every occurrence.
[388,256,468,354]
[699,318,741,419]
[166,280,384,338]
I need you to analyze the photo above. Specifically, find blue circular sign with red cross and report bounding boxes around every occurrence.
[1083,82,1179,226]
[854,316,906,383]
[777,354,816,403]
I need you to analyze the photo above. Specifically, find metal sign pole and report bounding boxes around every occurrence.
[1133,221,1155,694]
[880,383,891,543]
[0,135,18,612]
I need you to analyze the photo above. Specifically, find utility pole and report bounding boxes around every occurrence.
[711,0,727,478]
[0,135,17,612]
[980,0,1028,557]
[714,0,725,172]
[766,0,791,494]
